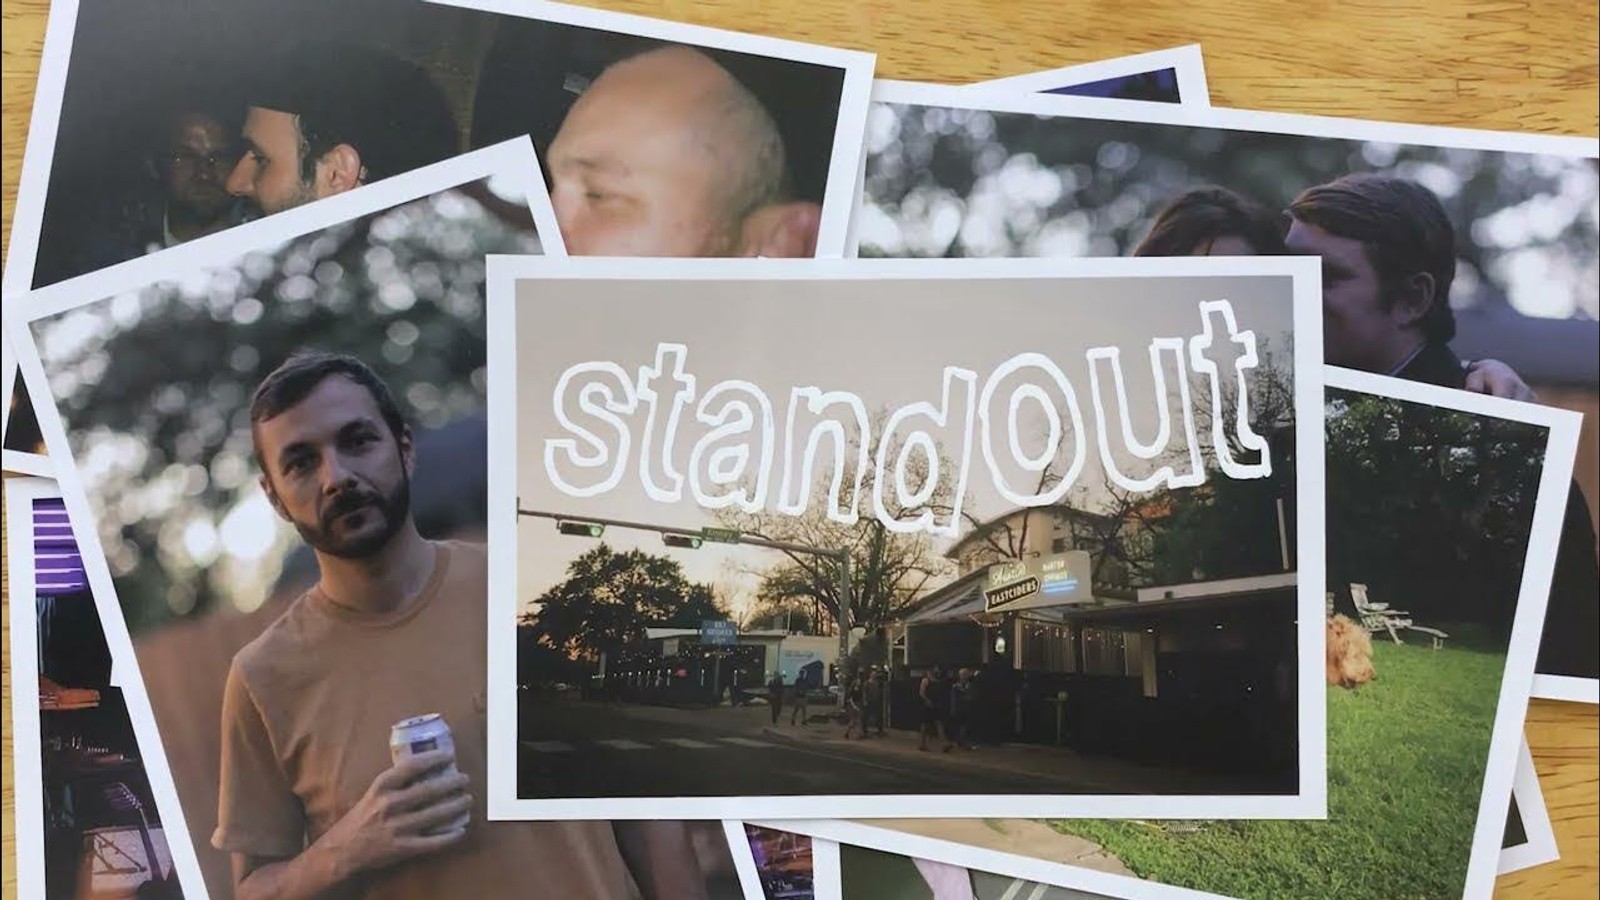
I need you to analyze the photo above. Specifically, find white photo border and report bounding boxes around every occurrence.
[967,44,1211,107]
[0,1,570,297]
[0,0,81,297]
[861,78,1600,704]
[1530,673,1600,705]
[752,362,1580,900]
[425,0,876,259]
[484,253,1327,821]
[722,820,768,900]
[3,328,57,476]
[4,137,564,900]
[6,476,58,900]
[814,836,844,900]
[1499,738,1560,876]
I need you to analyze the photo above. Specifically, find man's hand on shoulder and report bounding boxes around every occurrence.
[1464,358,1538,402]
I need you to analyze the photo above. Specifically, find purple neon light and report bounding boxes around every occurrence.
[33,497,88,594]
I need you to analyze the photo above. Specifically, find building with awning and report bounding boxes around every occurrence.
[883,524,1298,784]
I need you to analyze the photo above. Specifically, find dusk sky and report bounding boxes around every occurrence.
[512,272,1298,619]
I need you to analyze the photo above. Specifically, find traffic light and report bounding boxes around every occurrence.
[556,520,605,538]
[663,533,703,550]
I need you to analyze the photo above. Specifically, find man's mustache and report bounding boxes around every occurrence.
[321,488,382,526]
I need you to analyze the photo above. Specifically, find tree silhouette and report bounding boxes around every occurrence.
[522,544,728,662]
[716,412,958,633]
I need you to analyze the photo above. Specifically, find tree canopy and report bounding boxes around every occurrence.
[1323,389,1546,635]
[861,104,1598,321]
[523,544,728,662]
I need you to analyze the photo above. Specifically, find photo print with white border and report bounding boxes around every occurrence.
[8,476,183,900]
[3,0,874,299]
[963,44,1211,107]
[852,81,1600,702]
[752,364,1583,900]
[4,139,760,900]
[963,61,1578,868]
[486,254,1327,822]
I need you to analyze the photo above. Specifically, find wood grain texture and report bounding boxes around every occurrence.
[2,1,1596,898]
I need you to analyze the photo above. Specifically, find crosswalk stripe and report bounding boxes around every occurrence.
[719,737,775,748]
[522,741,575,753]
[596,739,652,750]
[661,738,717,749]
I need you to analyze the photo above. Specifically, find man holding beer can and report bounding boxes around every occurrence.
[212,350,707,899]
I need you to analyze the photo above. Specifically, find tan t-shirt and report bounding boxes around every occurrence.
[213,541,640,899]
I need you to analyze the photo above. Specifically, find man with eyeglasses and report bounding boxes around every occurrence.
[74,104,250,275]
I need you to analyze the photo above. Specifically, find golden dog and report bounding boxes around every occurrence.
[1326,613,1376,689]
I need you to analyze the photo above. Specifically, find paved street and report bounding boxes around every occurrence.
[515,696,1108,799]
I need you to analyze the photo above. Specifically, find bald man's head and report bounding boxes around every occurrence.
[547,45,820,257]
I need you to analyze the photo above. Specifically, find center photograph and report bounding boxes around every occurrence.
[484,256,1326,821]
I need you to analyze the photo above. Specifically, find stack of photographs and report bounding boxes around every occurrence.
[2,2,1593,900]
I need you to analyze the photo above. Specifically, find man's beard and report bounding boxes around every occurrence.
[292,473,412,560]
[172,186,233,223]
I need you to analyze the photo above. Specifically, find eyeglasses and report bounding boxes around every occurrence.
[163,149,236,171]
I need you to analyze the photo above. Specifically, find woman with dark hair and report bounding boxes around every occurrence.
[1132,186,1286,257]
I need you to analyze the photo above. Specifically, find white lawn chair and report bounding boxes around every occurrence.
[1349,583,1448,649]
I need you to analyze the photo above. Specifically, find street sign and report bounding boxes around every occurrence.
[699,619,738,646]
[983,551,1093,613]
[984,575,1041,610]
[699,526,742,544]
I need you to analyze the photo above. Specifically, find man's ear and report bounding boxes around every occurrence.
[1393,272,1437,327]
[399,425,416,477]
[737,201,822,258]
[260,474,290,523]
[313,143,367,198]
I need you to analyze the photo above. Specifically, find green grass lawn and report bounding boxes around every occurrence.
[1048,633,1507,900]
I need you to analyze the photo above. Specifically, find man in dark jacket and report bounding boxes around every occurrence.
[1287,173,1599,680]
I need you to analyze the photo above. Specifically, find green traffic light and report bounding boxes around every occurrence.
[557,520,605,538]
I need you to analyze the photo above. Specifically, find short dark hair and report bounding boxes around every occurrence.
[1133,186,1286,257]
[249,350,407,468]
[1288,173,1458,343]
[249,41,460,184]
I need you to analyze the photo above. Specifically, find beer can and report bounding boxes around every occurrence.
[389,713,471,834]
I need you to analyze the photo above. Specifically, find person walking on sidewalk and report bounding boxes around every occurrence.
[949,668,977,750]
[861,668,886,738]
[766,671,785,725]
[789,677,811,727]
[918,666,949,752]
[842,677,865,739]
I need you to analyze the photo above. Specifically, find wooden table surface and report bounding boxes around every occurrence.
[3,1,1596,898]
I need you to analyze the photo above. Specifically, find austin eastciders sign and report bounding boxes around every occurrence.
[983,550,1093,613]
